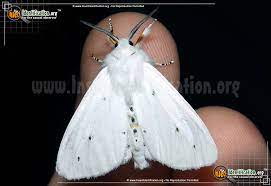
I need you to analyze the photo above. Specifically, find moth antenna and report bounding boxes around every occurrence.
[135,18,157,44]
[128,7,159,42]
[80,20,119,44]
[142,18,157,37]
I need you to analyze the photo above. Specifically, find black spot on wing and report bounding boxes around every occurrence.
[152,90,155,96]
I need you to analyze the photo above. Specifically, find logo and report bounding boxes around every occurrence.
[6,4,58,23]
[213,166,227,180]
[7,5,21,21]
[213,165,268,184]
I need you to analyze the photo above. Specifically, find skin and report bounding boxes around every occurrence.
[49,12,268,186]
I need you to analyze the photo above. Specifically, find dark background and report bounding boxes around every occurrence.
[3,1,270,186]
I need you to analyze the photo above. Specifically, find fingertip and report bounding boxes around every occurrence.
[197,106,267,167]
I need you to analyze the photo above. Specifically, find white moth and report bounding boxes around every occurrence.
[56,8,217,180]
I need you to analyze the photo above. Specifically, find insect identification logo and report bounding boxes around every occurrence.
[2,1,61,46]
[6,4,58,23]
[6,5,21,21]
[213,165,227,180]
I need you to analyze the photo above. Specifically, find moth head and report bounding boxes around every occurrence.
[80,7,158,48]
[112,38,136,57]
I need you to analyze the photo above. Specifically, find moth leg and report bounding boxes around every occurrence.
[155,60,174,67]
[107,18,117,46]
[91,54,103,63]
[108,18,113,33]
[135,18,157,44]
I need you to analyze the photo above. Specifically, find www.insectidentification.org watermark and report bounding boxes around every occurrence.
[178,75,240,98]
[32,75,240,98]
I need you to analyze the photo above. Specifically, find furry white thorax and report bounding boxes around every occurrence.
[104,39,151,103]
